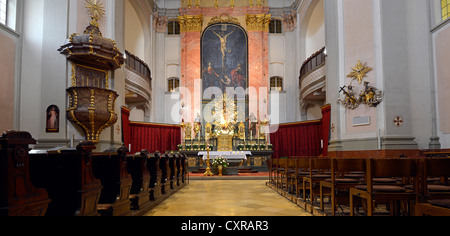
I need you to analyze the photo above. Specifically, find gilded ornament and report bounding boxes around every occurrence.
[246,14,271,31]
[347,60,372,84]
[178,15,204,32]
[208,13,240,26]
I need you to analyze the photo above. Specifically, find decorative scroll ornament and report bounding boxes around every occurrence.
[338,61,383,110]
[208,13,240,26]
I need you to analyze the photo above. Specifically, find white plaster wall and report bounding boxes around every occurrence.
[125,0,145,59]
[305,0,325,57]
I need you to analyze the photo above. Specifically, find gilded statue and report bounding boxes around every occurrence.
[185,123,192,140]
[205,122,213,140]
[238,122,246,140]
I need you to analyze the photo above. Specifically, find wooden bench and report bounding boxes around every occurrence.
[127,151,151,214]
[92,146,132,216]
[0,131,50,216]
[29,141,102,216]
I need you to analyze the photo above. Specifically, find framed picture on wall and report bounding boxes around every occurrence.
[46,105,60,133]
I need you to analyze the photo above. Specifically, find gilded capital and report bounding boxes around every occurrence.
[178,15,204,32]
[246,14,271,31]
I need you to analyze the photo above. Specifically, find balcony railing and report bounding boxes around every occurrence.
[125,50,151,82]
[299,47,326,82]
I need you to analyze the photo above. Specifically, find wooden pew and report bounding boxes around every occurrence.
[92,146,132,216]
[127,151,151,215]
[168,153,177,192]
[0,131,50,216]
[159,153,170,195]
[180,153,188,185]
[29,141,102,216]
[148,151,163,201]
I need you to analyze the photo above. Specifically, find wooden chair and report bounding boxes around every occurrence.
[420,158,450,202]
[295,158,311,199]
[319,158,366,216]
[276,158,287,192]
[349,158,419,216]
[285,158,298,196]
[268,158,278,186]
[303,158,332,206]
[415,200,450,216]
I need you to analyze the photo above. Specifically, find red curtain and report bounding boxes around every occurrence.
[121,106,131,151]
[129,122,181,154]
[270,121,323,159]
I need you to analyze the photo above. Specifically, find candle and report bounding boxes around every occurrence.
[71,134,74,148]
[129,144,132,152]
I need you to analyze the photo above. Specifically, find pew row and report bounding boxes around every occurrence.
[1,130,189,216]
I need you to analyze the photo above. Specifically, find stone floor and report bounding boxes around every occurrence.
[145,180,312,216]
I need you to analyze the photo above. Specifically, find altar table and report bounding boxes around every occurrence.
[197,151,252,175]
[198,151,251,161]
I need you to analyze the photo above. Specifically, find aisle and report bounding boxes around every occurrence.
[145,180,312,216]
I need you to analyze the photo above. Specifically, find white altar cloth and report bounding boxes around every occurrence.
[198,151,251,161]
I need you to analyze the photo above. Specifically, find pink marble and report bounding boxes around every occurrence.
[180,6,270,122]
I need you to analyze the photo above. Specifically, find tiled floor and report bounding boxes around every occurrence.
[145,180,312,216]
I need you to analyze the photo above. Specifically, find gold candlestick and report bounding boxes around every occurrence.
[204,146,213,176]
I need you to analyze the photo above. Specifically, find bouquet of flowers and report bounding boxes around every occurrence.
[212,156,229,168]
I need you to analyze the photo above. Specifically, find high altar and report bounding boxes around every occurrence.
[176,1,274,174]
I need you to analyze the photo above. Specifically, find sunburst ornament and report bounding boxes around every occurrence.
[347,60,372,84]
[85,0,105,28]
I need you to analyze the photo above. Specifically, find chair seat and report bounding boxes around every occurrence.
[310,174,331,179]
[344,174,365,179]
[355,185,406,193]
[373,178,398,184]
[428,185,450,193]
[296,171,310,176]
[324,178,361,184]
[429,199,450,209]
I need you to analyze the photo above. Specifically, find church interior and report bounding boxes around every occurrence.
[1,0,450,218]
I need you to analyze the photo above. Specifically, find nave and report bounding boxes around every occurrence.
[145,180,312,217]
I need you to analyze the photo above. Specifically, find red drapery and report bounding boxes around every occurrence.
[270,120,323,159]
[129,122,181,154]
[121,107,181,154]
[121,106,131,151]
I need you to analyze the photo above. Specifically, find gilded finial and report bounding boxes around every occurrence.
[85,0,105,28]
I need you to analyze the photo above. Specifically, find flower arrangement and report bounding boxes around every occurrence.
[252,144,258,150]
[177,144,183,151]
[260,144,266,150]
[200,144,206,150]
[212,156,229,168]
[267,144,273,150]
[237,144,244,151]
[185,144,192,150]
[192,144,199,150]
